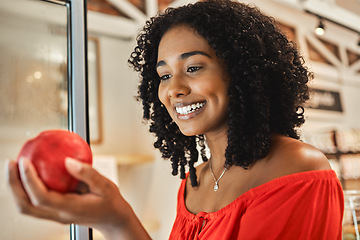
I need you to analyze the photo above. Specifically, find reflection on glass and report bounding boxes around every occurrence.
[0,0,69,239]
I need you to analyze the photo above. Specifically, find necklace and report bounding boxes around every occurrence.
[209,160,228,192]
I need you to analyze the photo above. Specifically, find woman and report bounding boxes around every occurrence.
[7,0,343,239]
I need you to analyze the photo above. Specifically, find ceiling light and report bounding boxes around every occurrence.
[315,17,325,36]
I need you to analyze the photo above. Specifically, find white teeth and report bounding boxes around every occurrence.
[175,102,205,115]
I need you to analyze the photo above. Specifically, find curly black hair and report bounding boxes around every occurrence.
[128,0,311,187]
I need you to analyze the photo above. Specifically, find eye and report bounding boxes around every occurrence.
[160,74,172,81]
[187,66,202,73]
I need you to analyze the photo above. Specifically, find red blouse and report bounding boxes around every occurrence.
[169,170,344,240]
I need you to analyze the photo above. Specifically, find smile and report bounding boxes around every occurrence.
[175,102,206,115]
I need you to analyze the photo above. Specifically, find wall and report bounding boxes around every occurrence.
[246,0,360,133]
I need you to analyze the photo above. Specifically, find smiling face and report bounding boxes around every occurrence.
[157,25,230,137]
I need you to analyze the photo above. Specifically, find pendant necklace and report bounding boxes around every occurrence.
[209,160,228,192]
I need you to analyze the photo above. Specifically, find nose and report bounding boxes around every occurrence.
[167,75,190,98]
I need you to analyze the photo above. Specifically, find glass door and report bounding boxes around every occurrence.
[0,0,90,239]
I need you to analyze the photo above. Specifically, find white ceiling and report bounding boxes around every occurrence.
[273,0,360,33]
[336,0,360,17]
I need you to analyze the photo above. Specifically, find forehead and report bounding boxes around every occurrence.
[157,25,214,61]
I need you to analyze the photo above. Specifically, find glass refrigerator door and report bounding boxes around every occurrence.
[0,0,91,239]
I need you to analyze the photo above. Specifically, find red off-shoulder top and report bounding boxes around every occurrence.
[169,170,344,240]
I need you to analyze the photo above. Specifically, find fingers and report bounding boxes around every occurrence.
[6,159,66,222]
[18,158,48,206]
[6,158,120,226]
[65,158,117,196]
[6,159,33,213]
[7,158,128,229]
[17,158,71,209]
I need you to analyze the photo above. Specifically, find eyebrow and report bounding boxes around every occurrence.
[156,51,212,69]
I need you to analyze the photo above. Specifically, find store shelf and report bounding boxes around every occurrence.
[303,129,360,190]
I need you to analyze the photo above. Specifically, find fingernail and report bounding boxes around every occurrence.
[18,157,29,176]
[65,157,82,172]
[4,158,13,170]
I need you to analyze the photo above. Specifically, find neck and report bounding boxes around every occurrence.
[205,127,228,172]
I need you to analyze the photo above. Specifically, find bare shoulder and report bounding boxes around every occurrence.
[265,134,331,174]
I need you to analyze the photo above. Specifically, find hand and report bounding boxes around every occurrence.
[6,157,151,240]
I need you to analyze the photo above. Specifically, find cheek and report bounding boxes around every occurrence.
[158,85,175,120]
[192,78,229,100]
[158,84,170,108]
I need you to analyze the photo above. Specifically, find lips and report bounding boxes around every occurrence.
[174,101,206,119]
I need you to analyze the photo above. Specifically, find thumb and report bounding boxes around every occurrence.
[65,157,112,196]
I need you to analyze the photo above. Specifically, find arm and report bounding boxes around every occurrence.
[7,158,151,240]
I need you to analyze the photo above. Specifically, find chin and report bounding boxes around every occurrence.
[178,127,201,137]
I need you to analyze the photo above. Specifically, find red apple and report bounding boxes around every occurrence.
[17,129,92,193]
